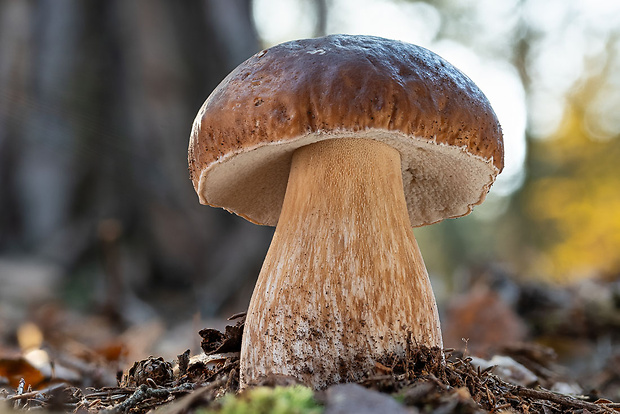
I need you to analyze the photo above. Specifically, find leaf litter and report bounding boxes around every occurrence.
[2,309,620,414]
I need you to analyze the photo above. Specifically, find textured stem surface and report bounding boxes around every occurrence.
[240,138,442,389]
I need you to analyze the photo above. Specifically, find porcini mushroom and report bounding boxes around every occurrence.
[188,35,503,389]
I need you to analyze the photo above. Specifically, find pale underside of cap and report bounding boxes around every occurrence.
[196,129,498,227]
[188,35,504,226]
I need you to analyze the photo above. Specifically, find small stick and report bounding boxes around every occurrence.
[101,383,193,413]
[490,402,512,412]
[85,388,135,399]
[514,386,617,414]
[13,378,26,409]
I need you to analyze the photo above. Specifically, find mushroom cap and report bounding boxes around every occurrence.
[188,34,504,227]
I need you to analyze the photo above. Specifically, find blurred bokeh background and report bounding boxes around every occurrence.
[1,0,620,383]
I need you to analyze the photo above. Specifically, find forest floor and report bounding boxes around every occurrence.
[2,277,620,413]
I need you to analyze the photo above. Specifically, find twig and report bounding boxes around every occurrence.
[9,390,44,401]
[152,378,229,414]
[101,383,193,414]
[13,378,26,409]
[490,402,512,412]
[513,385,618,414]
[85,388,135,399]
[8,383,69,401]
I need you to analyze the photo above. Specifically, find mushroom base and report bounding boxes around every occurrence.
[240,138,443,389]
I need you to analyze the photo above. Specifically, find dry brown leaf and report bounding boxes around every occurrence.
[0,355,44,389]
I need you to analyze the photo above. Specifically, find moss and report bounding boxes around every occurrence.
[202,385,323,414]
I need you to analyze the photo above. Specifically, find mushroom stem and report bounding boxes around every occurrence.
[240,138,443,389]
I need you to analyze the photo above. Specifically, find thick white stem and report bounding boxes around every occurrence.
[240,138,442,389]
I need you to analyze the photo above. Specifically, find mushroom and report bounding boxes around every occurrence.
[188,34,503,389]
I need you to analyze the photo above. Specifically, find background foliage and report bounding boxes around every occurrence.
[0,0,619,327]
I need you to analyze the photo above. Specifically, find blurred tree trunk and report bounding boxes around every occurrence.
[313,0,328,37]
[0,0,270,321]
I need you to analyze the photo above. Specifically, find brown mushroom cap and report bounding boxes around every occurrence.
[188,34,504,227]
